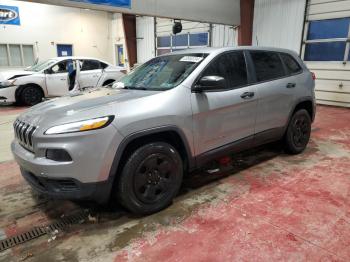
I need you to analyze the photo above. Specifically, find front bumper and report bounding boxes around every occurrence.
[20,168,111,203]
[11,124,124,202]
[0,85,17,103]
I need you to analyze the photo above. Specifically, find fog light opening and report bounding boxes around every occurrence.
[46,149,72,162]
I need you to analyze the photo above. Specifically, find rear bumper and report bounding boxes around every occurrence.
[0,86,17,103]
[20,168,111,203]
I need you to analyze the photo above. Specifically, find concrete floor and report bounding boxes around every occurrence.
[0,105,349,261]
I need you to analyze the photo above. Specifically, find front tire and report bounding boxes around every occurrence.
[20,86,43,106]
[116,142,183,215]
[284,109,311,154]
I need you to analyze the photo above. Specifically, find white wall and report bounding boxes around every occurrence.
[110,13,129,69]
[0,0,125,67]
[252,0,306,54]
[212,24,237,47]
[136,16,155,64]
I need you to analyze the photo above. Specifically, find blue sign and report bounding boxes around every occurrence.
[70,0,130,8]
[0,5,20,25]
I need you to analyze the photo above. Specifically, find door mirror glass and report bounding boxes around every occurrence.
[193,75,226,92]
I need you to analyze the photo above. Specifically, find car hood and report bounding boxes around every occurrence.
[0,70,34,81]
[19,87,161,125]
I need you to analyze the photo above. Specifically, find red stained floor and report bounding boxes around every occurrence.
[113,106,350,262]
[0,105,349,261]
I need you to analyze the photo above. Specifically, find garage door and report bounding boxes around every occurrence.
[301,0,350,107]
[156,18,237,56]
[135,17,237,64]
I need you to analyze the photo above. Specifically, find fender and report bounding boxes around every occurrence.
[15,83,46,102]
[284,96,315,133]
[106,125,195,194]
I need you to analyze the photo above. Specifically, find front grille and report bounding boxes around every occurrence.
[13,119,37,151]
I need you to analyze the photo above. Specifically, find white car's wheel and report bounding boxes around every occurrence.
[21,86,43,106]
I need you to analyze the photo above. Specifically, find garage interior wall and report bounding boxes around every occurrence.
[136,16,237,64]
[252,0,306,54]
[0,0,126,68]
[136,16,155,64]
[301,0,350,107]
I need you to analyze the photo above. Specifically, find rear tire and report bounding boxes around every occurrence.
[20,86,43,106]
[116,142,183,215]
[284,109,311,154]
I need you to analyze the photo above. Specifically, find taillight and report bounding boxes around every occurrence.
[311,72,316,80]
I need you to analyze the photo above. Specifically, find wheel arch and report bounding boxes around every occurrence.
[107,126,194,193]
[281,97,315,137]
[102,79,115,86]
[291,98,315,122]
[15,83,45,103]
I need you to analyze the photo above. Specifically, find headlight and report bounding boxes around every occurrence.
[0,79,16,88]
[45,116,114,135]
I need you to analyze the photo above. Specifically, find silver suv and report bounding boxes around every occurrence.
[12,47,316,215]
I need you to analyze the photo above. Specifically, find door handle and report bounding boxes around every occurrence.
[240,92,255,99]
[286,83,296,88]
[60,78,66,81]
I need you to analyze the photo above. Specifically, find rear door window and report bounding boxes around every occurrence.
[201,51,248,89]
[81,60,102,71]
[280,53,302,75]
[250,51,285,82]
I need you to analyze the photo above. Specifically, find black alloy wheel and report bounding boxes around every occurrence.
[116,142,183,215]
[134,153,177,204]
[284,109,311,154]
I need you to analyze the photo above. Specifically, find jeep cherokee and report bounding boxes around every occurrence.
[11,47,316,215]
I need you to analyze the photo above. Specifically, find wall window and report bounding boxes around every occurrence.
[0,44,35,67]
[304,18,350,61]
[156,32,209,56]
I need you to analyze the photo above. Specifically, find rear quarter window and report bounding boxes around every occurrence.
[280,53,302,75]
[250,51,285,82]
[101,62,109,69]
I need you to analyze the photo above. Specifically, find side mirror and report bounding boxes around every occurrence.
[44,69,52,74]
[193,75,226,92]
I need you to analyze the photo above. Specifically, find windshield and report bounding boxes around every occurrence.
[115,53,208,91]
[25,59,57,72]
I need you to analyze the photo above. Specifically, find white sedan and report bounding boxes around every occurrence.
[0,56,125,105]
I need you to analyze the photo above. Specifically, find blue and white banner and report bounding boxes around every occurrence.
[70,0,131,8]
[0,5,20,25]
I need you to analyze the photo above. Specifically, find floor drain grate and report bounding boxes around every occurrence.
[0,210,89,252]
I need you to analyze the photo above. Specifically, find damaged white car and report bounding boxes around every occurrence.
[0,57,125,105]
